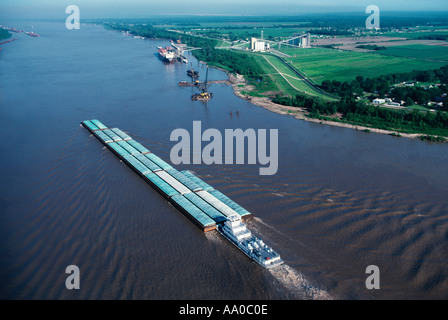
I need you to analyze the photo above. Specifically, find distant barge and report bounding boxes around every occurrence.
[81,119,251,232]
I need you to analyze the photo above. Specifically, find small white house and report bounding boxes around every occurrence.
[373,98,385,105]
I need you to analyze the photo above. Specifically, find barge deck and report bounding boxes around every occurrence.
[81,119,251,232]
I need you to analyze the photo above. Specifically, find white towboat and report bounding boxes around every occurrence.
[218,214,283,269]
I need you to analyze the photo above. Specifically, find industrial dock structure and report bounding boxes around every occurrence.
[157,42,188,63]
[81,119,283,268]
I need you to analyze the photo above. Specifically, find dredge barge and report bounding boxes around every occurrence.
[81,119,283,269]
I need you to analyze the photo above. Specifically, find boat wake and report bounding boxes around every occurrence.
[269,264,335,300]
[206,227,334,299]
[246,217,336,300]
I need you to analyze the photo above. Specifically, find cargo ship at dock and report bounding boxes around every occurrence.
[81,119,283,269]
[158,46,175,62]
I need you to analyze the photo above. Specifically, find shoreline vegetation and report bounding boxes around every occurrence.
[0,29,12,41]
[225,70,445,141]
[103,20,448,142]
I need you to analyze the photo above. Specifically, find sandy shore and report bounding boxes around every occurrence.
[225,72,440,141]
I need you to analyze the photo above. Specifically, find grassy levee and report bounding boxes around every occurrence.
[240,51,339,100]
[268,53,340,100]
[248,53,301,96]
[259,54,321,95]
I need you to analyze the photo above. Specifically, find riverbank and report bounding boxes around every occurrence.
[225,72,445,142]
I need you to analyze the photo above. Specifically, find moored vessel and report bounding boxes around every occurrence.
[158,46,175,62]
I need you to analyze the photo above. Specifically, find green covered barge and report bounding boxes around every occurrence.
[81,119,251,232]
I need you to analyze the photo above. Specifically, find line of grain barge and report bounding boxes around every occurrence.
[81,119,283,268]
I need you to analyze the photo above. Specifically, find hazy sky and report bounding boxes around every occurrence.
[1,0,447,20]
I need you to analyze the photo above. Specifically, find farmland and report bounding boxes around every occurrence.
[280,47,447,84]
[382,29,448,39]
[371,44,448,62]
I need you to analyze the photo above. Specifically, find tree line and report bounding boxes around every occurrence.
[272,93,448,137]
[104,23,218,49]
[356,44,387,50]
[0,28,11,41]
[321,65,448,105]
[193,48,263,77]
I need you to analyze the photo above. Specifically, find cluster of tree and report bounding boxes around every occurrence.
[170,13,448,30]
[294,13,448,30]
[100,13,448,34]
[390,86,445,106]
[216,25,260,30]
[321,77,389,97]
[272,93,448,136]
[416,35,448,41]
[105,23,176,39]
[307,29,353,36]
[356,44,387,50]
[314,44,344,49]
[175,23,201,27]
[0,28,11,41]
[321,66,448,100]
[104,23,217,48]
[193,48,263,77]
[227,32,243,42]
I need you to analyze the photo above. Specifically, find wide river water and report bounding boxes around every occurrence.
[1,21,448,300]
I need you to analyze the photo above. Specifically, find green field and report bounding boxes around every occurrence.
[187,23,310,41]
[375,44,448,62]
[200,27,308,40]
[383,29,448,39]
[281,47,448,84]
